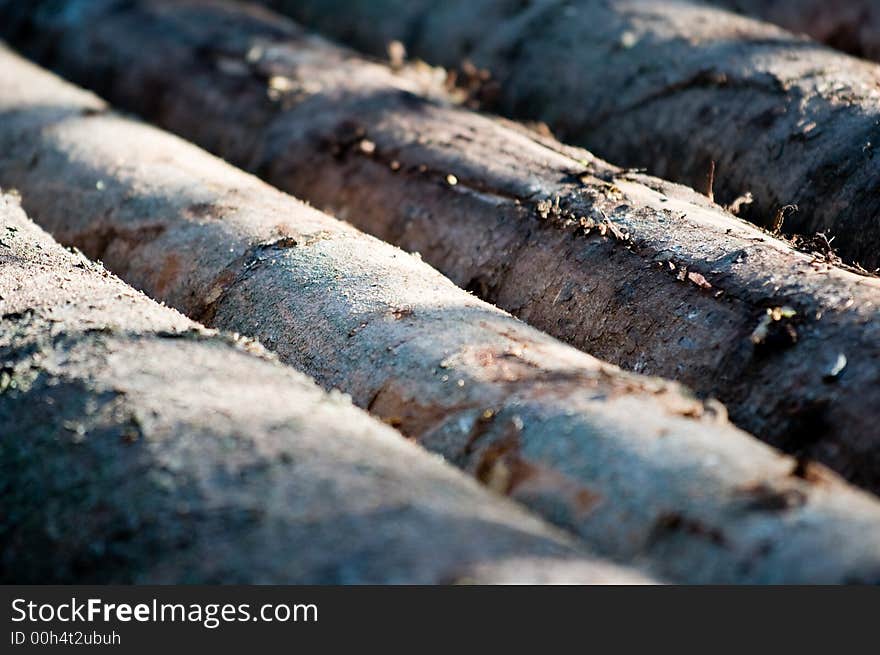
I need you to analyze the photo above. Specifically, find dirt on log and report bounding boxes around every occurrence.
[5,1,880,491]
[0,194,650,584]
[714,0,880,62]
[4,48,880,583]
[238,0,880,270]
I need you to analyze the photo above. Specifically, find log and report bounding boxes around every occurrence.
[247,0,880,270]
[714,1,880,62]
[0,194,649,584]
[6,0,880,492]
[3,47,880,584]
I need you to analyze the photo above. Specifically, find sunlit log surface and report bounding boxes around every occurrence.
[0,195,655,584]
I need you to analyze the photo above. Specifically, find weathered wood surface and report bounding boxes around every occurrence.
[6,0,880,490]
[0,195,650,584]
[250,0,880,270]
[3,48,880,583]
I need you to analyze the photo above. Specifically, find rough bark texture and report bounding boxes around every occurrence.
[0,194,647,584]
[250,0,880,270]
[4,49,880,584]
[714,1,880,63]
[6,0,880,491]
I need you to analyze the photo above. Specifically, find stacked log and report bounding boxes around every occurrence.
[3,48,880,583]
[246,0,880,269]
[0,194,651,584]
[4,1,879,490]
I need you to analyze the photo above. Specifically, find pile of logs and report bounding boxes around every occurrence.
[2,0,880,584]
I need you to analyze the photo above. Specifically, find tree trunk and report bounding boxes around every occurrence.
[247,0,880,270]
[3,48,880,583]
[0,194,649,584]
[5,0,880,492]
[715,0,880,62]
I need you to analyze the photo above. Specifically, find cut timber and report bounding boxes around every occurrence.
[248,0,880,270]
[6,1,880,491]
[0,195,648,584]
[714,0,880,62]
[3,49,880,583]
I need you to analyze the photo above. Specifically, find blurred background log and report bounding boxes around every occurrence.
[715,0,880,62]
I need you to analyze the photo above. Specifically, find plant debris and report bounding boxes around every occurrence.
[687,271,712,289]
[751,306,798,346]
[770,204,798,234]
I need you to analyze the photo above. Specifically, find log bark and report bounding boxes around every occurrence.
[6,0,880,491]
[3,48,880,584]
[0,194,648,584]
[714,1,880,62]
[248,0,880,270]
